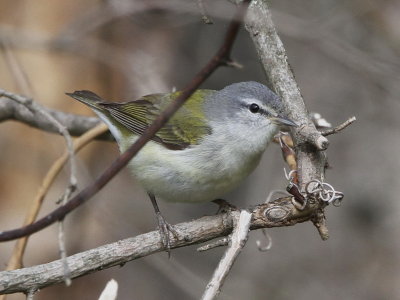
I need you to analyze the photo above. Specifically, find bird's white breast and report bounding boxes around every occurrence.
[119,121,278,203]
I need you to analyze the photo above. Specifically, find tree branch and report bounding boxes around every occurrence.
[0,93,104,138]
[0,1,348,296]
[0,0,250,242]
[0,196,313,295]
[3,124,108,272]
[201,210,252,300]
[245,0,328,188]
[321,116,356,136]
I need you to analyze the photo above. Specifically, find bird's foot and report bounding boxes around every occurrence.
[155,212,178,256]
[212,199,238,214]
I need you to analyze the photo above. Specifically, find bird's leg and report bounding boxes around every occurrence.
[212,199,238,214]
[148,193,178,255]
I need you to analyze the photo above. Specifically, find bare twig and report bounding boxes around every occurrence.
[57,168,78,286]
[0,90,77,191]
[321,116,356,136]
[25,290,35,300]
[57,221,71,286]
[0,198,315,295]
[0,89,79,286]
[3,124,108,273]
[0,0,251,243]
[0,40,33,96]
[311,209,329,241]
[197,237,229,252]
[201,210,252,300]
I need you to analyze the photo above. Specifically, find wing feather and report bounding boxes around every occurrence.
[99,90,214,150]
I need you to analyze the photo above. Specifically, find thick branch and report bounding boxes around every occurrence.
[0,196,312,295]
[245,0,328,187]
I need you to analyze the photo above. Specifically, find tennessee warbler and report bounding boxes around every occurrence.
[67,81,296,250]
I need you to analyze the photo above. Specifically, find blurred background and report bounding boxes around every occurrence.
[1,0,399,299]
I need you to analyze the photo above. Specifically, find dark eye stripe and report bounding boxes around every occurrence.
[240,100,272,117]
[260,108,271,117]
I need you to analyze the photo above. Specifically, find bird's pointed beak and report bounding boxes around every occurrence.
[269,115,298,127]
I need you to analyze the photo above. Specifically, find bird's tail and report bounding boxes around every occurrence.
[66,90,105,110]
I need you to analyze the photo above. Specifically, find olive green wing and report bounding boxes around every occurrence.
[100,90,214,150]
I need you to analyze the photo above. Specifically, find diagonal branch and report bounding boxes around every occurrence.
[0,0,251,243]
[201,210,252,300]
[3,124,108,271]
[245,0,328,188]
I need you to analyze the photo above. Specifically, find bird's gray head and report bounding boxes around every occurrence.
[205,81,296,130]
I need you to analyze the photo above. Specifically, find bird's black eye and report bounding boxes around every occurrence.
[249,103,260,113]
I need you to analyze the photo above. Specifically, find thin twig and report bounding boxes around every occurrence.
[0,0,251,243]
[58,220,71,286]
[4,124,108,271]
[321,116,356,136]
[25,290,36,300]
[0,90,78,275]
[0,39,33,96]
[311,209,329,241]
[57,184,76,286]
[0,90,77,191]
[201,210,252,300]
[57,166,78,286]
[197,237,229,252]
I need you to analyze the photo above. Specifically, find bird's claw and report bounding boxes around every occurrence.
[156,212,178,256]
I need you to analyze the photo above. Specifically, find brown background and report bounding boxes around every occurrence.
[1,0,399,299]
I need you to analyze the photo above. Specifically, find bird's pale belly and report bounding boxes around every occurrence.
[126,140,263,203]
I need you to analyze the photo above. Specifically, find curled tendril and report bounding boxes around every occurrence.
[284,168,297,182]
[256,229,272,252]
[305,179,344,206]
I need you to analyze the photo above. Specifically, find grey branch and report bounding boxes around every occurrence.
[201,210,252,300]
[0,197,312,295]
[0,88,78,287]
[0,1,346,296]
[245,0,328,187]
[0,90,105,138]
[0,90,77,186]
[322,116,356,136]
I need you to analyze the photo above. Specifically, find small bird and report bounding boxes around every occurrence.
[67,81,296,250]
